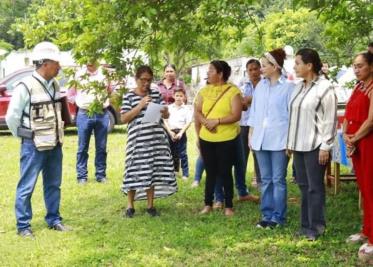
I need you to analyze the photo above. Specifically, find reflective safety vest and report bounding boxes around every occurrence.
[20,75,64,151]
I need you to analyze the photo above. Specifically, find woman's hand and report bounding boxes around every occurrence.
[138,96,152,109]
[203,119,219,132]
[168,131,176,141]
[286,149,293,157]
[319,149,330,165]
[343,133,355,147]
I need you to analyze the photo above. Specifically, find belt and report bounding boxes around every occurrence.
[79,107,108,113]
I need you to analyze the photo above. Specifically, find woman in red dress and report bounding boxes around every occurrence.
[344,51,373,262]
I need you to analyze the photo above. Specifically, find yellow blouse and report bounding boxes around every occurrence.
[198,83,241,142]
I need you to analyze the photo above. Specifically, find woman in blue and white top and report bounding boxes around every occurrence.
[248,48,294,228]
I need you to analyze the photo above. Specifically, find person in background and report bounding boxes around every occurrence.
[242,59,262,188]
[344,51,373,262]
[164,89,193,180]
[121,65,177,218]
[287,48,337,241]
[157,64,187,104]
[192,155,205,188]
[195,60,241,216]
[213,59,262,207]
[6,42,71,238]
[248,48,294,229]
[70,60,110,184]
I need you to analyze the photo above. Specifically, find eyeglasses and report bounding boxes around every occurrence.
[139,77,152,83]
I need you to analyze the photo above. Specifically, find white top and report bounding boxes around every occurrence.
[74,66,109,109]
[287,76,337,152]
[167,103,193,129]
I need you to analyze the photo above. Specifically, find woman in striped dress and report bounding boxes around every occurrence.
[120,65,177,218]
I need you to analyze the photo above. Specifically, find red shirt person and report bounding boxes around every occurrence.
[157,64,187,104]
[344,51,373,263]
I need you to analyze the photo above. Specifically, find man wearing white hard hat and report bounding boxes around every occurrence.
[6,41,71,238]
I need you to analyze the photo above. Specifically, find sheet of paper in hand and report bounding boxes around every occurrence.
[142,102,164,123]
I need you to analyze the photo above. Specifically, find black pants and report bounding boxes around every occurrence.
[199,137,236,208]
[240,126,261,183]
[169,129,189,176]
[293,148,327,235]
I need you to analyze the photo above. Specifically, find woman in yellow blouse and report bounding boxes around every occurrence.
[194,60,242,216]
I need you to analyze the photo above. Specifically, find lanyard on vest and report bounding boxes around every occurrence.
[32,75,57,100]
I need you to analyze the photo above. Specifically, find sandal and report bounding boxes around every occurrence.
[358,243,373,262]
[224,208,234,217]
[346,233,368,244]
[200,206,212,214]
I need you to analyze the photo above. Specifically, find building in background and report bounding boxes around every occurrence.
[0,50,75,78]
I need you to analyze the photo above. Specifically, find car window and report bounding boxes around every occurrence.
[5,71,33,92]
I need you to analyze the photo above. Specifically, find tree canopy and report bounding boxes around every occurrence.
[8,0,373,76]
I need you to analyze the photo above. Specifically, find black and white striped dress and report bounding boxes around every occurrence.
[121,89,177,200]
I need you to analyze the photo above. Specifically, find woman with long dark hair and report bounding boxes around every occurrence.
[248,48,294,228]
[287,48,337,241]
[344,51,373,262]
[157,64,187,104]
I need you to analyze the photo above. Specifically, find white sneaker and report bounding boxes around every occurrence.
[191,181,199,188]
[182,176,188,181]
[346,233,368,244]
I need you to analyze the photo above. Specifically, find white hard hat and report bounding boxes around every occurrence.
[32,41,61,63]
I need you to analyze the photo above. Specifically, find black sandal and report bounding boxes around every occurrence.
[125,208,135,218]
[146,207,160,217]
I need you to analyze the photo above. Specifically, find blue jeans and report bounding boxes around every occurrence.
[194,155,205,182]
[15,139,63,230]
[255,150,288,225]
[169,132,189,177]
[76,109,109,181]
[215,136,249,202]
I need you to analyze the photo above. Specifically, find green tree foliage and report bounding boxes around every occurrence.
[294,0,373,65]
[261,8,324,52]
[15,0,259,75]
[0,0,32,50]
[15,0,259,113]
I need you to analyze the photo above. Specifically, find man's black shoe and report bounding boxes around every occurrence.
[256,220,269,229]
[50,223,72,232]
[146,207,160,217]
[125,208,135,218]
[17,228,34,239]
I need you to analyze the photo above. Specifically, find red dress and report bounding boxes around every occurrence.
[345,82,373,243]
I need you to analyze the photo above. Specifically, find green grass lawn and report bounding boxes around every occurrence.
[0,127,365,266]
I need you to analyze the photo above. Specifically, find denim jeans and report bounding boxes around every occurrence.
[15,139,63,230]
[255,150,288,225]
[76,109,109,181]
[215,135,249,202]
[169,132,189,177]
[194,155,205,182]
